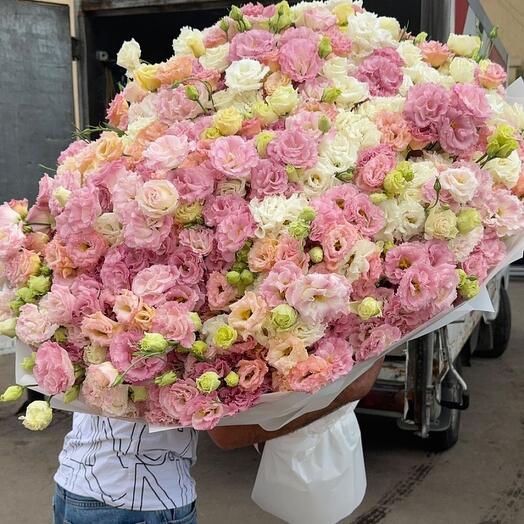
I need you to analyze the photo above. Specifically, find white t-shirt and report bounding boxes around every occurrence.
[54,413,197,511]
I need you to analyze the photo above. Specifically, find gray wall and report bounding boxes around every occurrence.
[0,0,74,203]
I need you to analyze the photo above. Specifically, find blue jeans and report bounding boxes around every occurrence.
[53,485,197,524]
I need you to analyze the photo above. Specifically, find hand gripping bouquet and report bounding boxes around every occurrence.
[2,0,524,432]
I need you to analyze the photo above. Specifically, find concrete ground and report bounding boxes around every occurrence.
[1,282,523,524]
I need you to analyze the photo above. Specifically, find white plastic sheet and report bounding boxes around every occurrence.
[251,402,365,524]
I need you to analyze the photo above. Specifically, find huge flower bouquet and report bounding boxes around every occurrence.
[1,0,524,431]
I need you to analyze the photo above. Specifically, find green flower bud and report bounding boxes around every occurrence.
[40,264,52,277]
[226,271,241,286]
[414,31,428,44]
[16,287,37,304]
[28,275,51,295]
[384,169,407,196]
[130,385,148,402]
[457,208,482,234]
[229,5,243,21]
[298,206,316,223]
[189,312,202,331]
[224,371,240,388]
[321,87,342,104]
[52,186,71,207]
[370,192,389,204]
[397,161,414,181]
[21,352,36,372]
[236,241,252,263]
[240,269,254,286]
[185,84,200,102]
[74,364,86,380]
[53,326,68,344]
[285,165,301,183]
[191,340,208,359]
[0,317,17,337]
[196,371,221,393]
[139,332,169,354]
[487,124,518,159]
[0,385,24,402]
[154,371,178,387]
[213,324,238,349]
[309,246,324,264]
[488,26,498,41]
[318,115,331,133]
[354,297,382,320]
[85,345,107,365]
[19,400,53,431]
[219,17,230,33]
[318,36,333,59]
[458,274,480,299]
[287,220,310,240]
[383,240,395,253]
[63,385,81,404]
[9,298,25,315]
[335,169,353,182]
[270,304,298,330]
[255,131,275,157]
[231,261,246,273]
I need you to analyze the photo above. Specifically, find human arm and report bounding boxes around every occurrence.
[208,357,384,450]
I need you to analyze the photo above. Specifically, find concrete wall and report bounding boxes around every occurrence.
[0,0,75,203]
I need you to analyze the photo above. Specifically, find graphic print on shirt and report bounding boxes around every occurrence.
[57,414,196,511]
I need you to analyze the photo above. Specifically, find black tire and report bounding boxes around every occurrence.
[426,359,462,452]
[474,286,511,358]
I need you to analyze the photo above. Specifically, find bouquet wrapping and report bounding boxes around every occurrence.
[2,0,524,433]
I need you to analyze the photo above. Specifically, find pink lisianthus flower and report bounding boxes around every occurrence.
[274,235,310,270]
[303,7,337,30]
[228,291,268,340]
[215,212,256,255]
[203,195,250,227]
[419,41,452,67]
[152,301,196,348]
[132,264,179,307]
[404,83,450,142]
[478,231,506,270]
[384,242,431,284]
[321,223,360,271]
[179,226,215,256]
[266,335,309,375]
[167,283,203,312]
[110,331,167,383]
[287,355,332,393]
[383,295,431,335]
[158,379,199,422]
[229,29,277,63]
[247,238,278,273]
[106,92,129,129]
[170,164,215,203]
[484,189,524,237]
[439,112,479,157]
[207,271,238,311]
[39,284,77,326]
[81,311,120,347]
[154,85,203,123]
[15,304,58,347]
[250,159,288,199]
[55,186,102,240]
[184,393,226,430]
[236,358,268,392]
[267,128,319,169]
[285,111,324,140]
[0,223,25,260]
[82,362,134,417]
[355,324,401,361]
[3,248,40,286]
[286,273,351,324]
[113,289,142,325]
[33,341,75,395]
[259,260,304,307]
[217,386,261,415]
[123,206,173,251]
[397,262,439,312]
[323,26,352,57]
[315,335,354,380]
[279,38,323,83]
[344,193,385,237]
[143,385,179,426]
[143,135,195,171]
[209,136,259,179]
[65,230,108,270]
[461,251,488,281]
[449,83,491,126]
[476,63,507,89]
[99,246,131,293]
[70,276,103,325]
[356,48,404,96]
[426,239,456,266]
[57,139,90,165]
[168,247,205,286]
[430,263,459,314]
[355,145,396,192]
[376,111,413,152]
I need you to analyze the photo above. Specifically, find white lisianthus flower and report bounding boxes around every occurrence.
[396,41,422,67]
[127,93,158,123]
[447,34,481,57]
[135,180,179,218]
[322,57,350,81]
[499,101,524,131]
[116,39,141,75]
[449,57,476,83]
[484,150,522,189]
[318,130,359,174]
[396,200,426,240]
[95,213,124,246]
[439,166,480,204]
[289,318,326,346]
[19,401,53,431]
[357,96,405,120]
[485,91,508,124]
[225,59,270,92]
[398,73,415,97]
[249,194,308,238]
[405,63,449,85]
[212,89,236,110]
[231,90,264,116]
[199,43,230,73]
[173,27,205,57]
[347,11,397,58]
[448,226,484,262]
[266,85,299,116]
[377,199,400,242]
[333,76,369,107]
[343,239,379,282]
[379,16,401,39]
[202,314,229,346]
[336,112,381,150]
[301,167,339,198]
